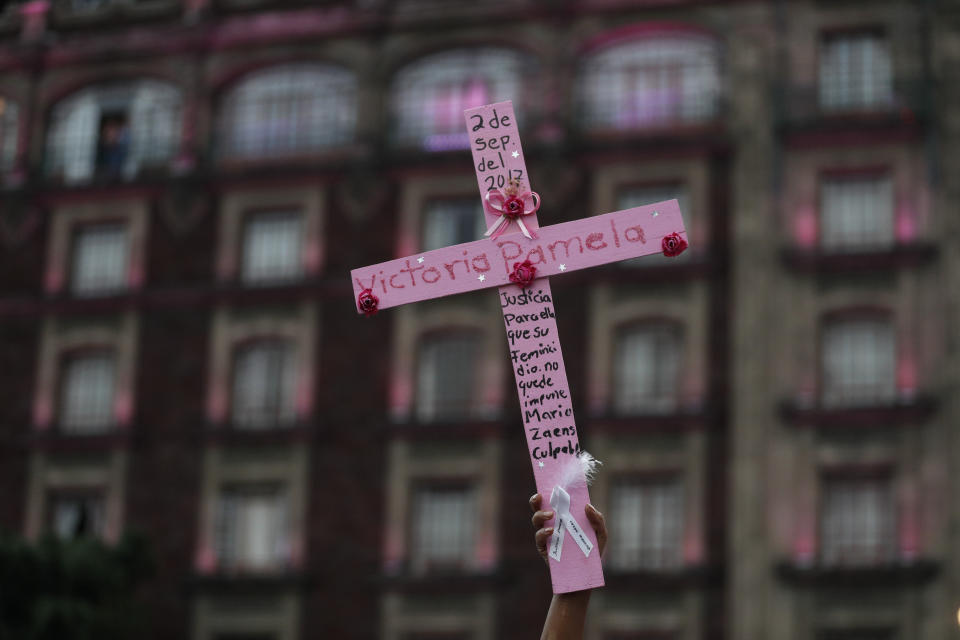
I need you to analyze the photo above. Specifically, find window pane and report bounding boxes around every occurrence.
[608,478,683,570]
[241,211,304,284]
[46,81,181,184]
[616,184,690,266]
[578,37,720,130]
[411,485,476,572]
[0,97,18,173]
[613,324,681,414]
[421,198,485,251]
[59,351,115,433]
[820,177,894,250]
[392,49,530,150]
[71,223,129,295]
[819,34,893,111]
[48,491,106,540]
[821,318,895,406]
[231,341,297,428]
[416,333,480,422]
[220,64,356,158]
[820,477,895,566]
[215,483,289,571]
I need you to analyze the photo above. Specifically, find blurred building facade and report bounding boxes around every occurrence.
[0,1,957,639]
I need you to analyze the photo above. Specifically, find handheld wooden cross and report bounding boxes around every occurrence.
[351,101,688,593]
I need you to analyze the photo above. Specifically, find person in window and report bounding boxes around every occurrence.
[95,114,130,179]
[529,493,608,640]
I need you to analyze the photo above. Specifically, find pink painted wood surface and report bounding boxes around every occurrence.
[349,199,685,311]
[466,101,603,593]
[348,100,688,593]
[499,279,605,593]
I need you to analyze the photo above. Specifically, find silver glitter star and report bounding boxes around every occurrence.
[478,274,486,282]
[538,461,544,468]
[417,256,424,263]
[511,151,519,158]
[651,210,659,217]
[559,264,566,271]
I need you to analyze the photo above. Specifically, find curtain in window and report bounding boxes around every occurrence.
[215,484,289,571]
[822,318,895,406]
[71,223,129,295]
[613,324,681,414]
[219,64,356,158]
[128,81,181,175]
[60,351,115,432]
[819,34,893,111]
[391,49,529,150]
[820,177,894,250]
[608,478,683,570]
[231,340,297,428]
[412,485,476,572]
[241,212,304,283]
[821,477,895,566]
[50,493,106,540]
[578,36,720,130]
[415,333,480,422]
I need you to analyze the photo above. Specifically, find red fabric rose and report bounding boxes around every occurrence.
[661,232,688,257]
[503,196,525,219]
[357,288,379,317]
[509,260,537,288]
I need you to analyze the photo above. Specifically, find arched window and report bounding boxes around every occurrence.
[0,97,18,173]
[231,339,298,428]
[218,63,357,159]
[46,80,182,184]
[577,34,721,130]
[391,48,531,150]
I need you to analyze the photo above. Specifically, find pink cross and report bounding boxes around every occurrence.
[351,101,688,593]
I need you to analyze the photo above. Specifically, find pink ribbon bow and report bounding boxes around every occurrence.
[483,189,541,240]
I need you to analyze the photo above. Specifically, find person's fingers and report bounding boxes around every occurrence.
[531,509,555,530]
[585,504,608,557]
[529,493,541,513]
[535,527,554,559]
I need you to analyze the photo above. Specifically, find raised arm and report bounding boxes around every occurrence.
[529,493,608,640]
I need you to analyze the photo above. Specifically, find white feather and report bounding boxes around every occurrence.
[557,451,603,489]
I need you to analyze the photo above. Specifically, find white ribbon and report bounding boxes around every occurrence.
[548,485,594,561]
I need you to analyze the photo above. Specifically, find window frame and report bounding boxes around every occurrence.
[817,28,893,114]
[407,478,479,574]
[818,310,897,408]
[216,187,325,284]
[817,466,897,568]
[228,336,299,430]
[611,319,684,416]
[56,346,118,434]
[606,470,685,572]
[414,328,485,424]
[45,200,148,298]
[216,62,357,162]
[576,30,722,133]
[68,218,132,296]
[817,167,895,252]
[205,305,317,428]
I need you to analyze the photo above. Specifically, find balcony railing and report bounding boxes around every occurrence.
[776,79,928,132]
